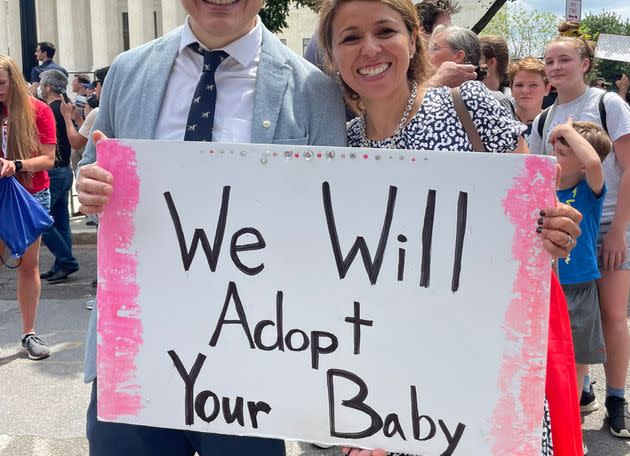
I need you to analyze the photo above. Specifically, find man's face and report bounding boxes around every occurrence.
[181,0,263,48]
[94,81,102,99]
[71,76,81,93]
[34,46,46,62]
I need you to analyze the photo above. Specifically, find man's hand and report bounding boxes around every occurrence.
[60,100,74,119]
[76,131,113,214]
[615,74,629,92]
[426,62,476,88]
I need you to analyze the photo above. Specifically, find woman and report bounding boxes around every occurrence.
[529,23,630,439]
[479,35,511,96]
[0,55,56,359]
[318,0,525,153]
[317,0,583,453]
[428,24,481,70]
[508,57,550,140]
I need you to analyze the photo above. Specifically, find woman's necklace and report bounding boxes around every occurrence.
[359,80,418,149]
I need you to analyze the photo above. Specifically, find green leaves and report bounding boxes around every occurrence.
[481,3,560,59]
[260,0,318,33]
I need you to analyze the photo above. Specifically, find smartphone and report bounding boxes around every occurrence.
[60,90,71,104]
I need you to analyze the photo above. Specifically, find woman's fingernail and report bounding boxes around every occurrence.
[537,218,544,225]
[536,226,543,233]
[539,210,546,217]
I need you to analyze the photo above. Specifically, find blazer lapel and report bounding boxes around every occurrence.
[251,28,290,144]
[138,30,182,139]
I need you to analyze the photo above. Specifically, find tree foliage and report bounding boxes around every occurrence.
[481,3,559,59]
[260,0,318,33]
[580,11,630,86]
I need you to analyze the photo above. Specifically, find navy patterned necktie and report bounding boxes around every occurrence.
[185,43,229,141]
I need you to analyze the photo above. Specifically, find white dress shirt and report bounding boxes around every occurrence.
[154,17,261,143]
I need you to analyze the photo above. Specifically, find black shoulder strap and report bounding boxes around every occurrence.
[537,107,551,137]
[598,92,608,133]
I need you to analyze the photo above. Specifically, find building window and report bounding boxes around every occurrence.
[302,38,310,56]
[122,12,130,51]
[154,11,159,39]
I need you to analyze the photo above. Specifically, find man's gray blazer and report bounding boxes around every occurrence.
[81,23,347,383]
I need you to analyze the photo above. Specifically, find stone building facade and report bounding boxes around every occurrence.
[1,0,317,75]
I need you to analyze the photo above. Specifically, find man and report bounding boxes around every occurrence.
[29,41,68,97]
[71,74,91,97]
[76,0,346,454]
[61,67,109,154]
[38,69,80,283]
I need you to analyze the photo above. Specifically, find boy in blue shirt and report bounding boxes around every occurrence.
[550,119,611,428]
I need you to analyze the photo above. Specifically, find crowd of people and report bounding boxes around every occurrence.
[1,0,629,454]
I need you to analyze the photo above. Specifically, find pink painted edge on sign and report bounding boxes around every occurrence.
[96,139,143,420]
[491,156,555,455]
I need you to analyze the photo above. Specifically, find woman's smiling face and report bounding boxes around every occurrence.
[330,1,415,104]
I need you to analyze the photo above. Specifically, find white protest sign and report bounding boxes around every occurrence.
[595,33,630,63]
[565,0,581,22]
[96,140,556,455]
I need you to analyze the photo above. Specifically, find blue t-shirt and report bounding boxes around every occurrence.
[30,60,68,83]
[557,179,607,284]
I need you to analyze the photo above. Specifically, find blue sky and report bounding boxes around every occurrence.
[521,0,630,20]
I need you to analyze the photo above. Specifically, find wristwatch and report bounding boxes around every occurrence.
[13,160,23,172]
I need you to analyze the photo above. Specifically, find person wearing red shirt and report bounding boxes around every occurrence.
[0,55,56,360]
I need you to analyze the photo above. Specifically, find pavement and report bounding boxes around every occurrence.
[0,217,629,455]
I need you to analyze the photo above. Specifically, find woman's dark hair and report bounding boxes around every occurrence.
[415,0,461,35]
[480,35,510,89]
[86,94,99,109]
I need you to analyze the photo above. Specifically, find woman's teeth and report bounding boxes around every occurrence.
[358,63,390,77]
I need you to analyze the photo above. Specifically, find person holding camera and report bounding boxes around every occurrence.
[38,69,79,283]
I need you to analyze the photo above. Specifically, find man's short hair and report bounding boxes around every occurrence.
[416,0,461,35]
[508,57,547,87]
[589,77,609,89]
[94,66,110,84]
[572,121,611,162]
[75,74,91,84]
[37,41,56,58]
[40,69,68,93]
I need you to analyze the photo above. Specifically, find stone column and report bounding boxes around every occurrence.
[128,0,155,48]
[160,0,186,35]
[0,0,9,56]
[89,0,122,69]
[6,0,22,66]
[56,0,93,72]
[35,0,58,45]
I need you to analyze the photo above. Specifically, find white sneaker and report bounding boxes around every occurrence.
[86,298,96,310]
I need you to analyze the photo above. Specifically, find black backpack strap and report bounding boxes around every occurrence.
[598,92,608,133]
[537,107,551,137]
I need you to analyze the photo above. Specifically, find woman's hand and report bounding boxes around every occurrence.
[0,158,17,177]
[341,447,387,456]
[600,225,627,271]
[77,131,113,214]
[536,203,582,259]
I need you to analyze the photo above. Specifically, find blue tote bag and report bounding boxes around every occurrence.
[0,176,53,258]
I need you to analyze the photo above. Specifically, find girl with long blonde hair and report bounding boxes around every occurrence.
[0,54,56,360]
